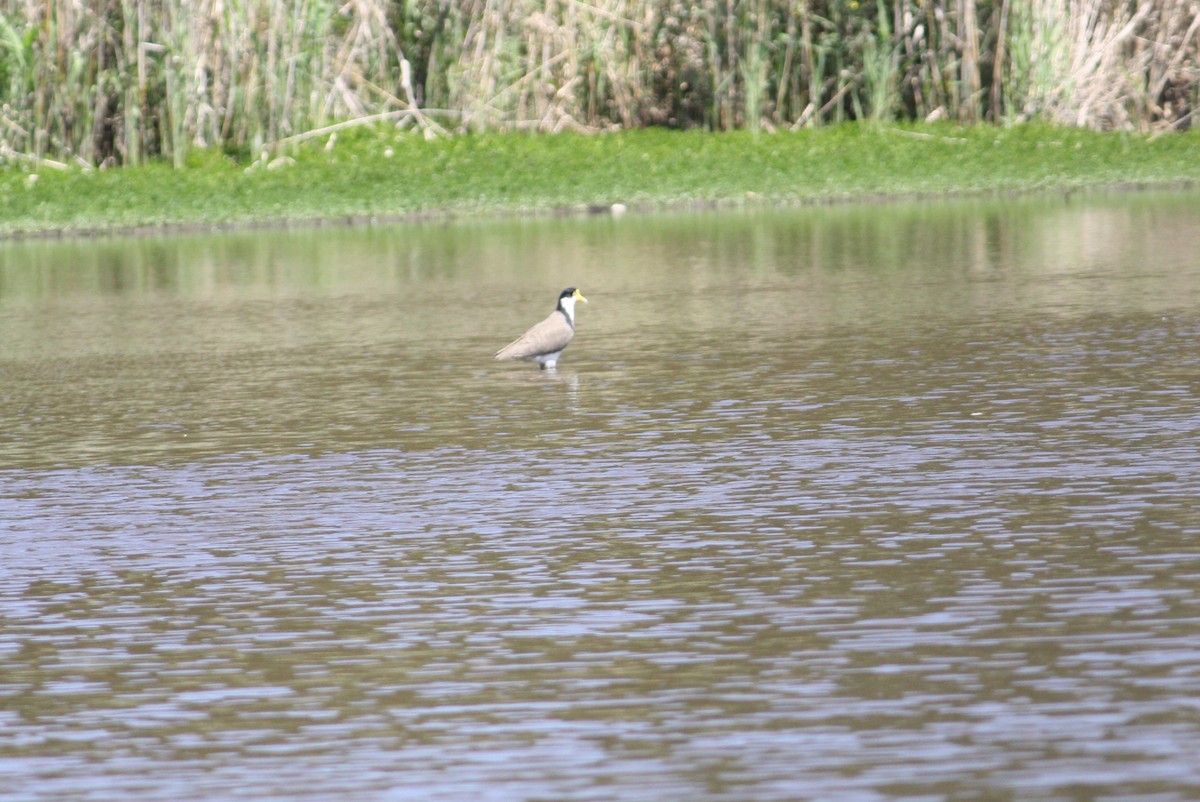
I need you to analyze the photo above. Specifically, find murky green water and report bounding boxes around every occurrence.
[3,191,1200,801]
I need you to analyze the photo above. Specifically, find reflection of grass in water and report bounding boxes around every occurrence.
[2,123,1199,236]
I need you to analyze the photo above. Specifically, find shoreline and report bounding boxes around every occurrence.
[4,179,1197,243]
[4,125,1199,242]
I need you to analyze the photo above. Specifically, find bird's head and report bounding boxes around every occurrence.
[557,288,587,324]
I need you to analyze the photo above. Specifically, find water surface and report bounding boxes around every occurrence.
[2,190,1200,801]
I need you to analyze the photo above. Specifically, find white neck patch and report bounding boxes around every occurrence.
[559,295,577,325]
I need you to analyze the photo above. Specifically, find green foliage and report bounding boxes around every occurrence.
[3,123,1199,237]
[0,1,1196,170]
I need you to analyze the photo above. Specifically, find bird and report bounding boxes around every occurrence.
[494,288,588,369]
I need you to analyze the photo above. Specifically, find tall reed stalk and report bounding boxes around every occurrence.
[1,0,1196,168]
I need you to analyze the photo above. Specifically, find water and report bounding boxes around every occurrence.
[2,190,1200,801]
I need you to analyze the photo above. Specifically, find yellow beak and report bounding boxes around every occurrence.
[573,289,588,304]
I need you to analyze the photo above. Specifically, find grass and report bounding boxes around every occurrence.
[2,1,1196,170]
[2,123,1199,238]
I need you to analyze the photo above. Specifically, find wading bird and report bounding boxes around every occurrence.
[494,288,588,369]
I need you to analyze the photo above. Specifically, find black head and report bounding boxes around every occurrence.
[555,287,588,312]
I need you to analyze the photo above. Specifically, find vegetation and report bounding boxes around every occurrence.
[2,0,1197,170]
[3,123,1199,237]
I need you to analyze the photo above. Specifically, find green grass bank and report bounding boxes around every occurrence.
[3,124,1199,238]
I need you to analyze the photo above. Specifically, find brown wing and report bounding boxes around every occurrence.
[494,311,574,361]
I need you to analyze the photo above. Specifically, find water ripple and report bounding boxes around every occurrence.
[4,198,1200,800]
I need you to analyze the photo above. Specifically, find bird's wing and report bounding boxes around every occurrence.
[494,311,574,360]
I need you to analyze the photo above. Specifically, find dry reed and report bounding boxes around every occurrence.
[1,0,1196,167]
